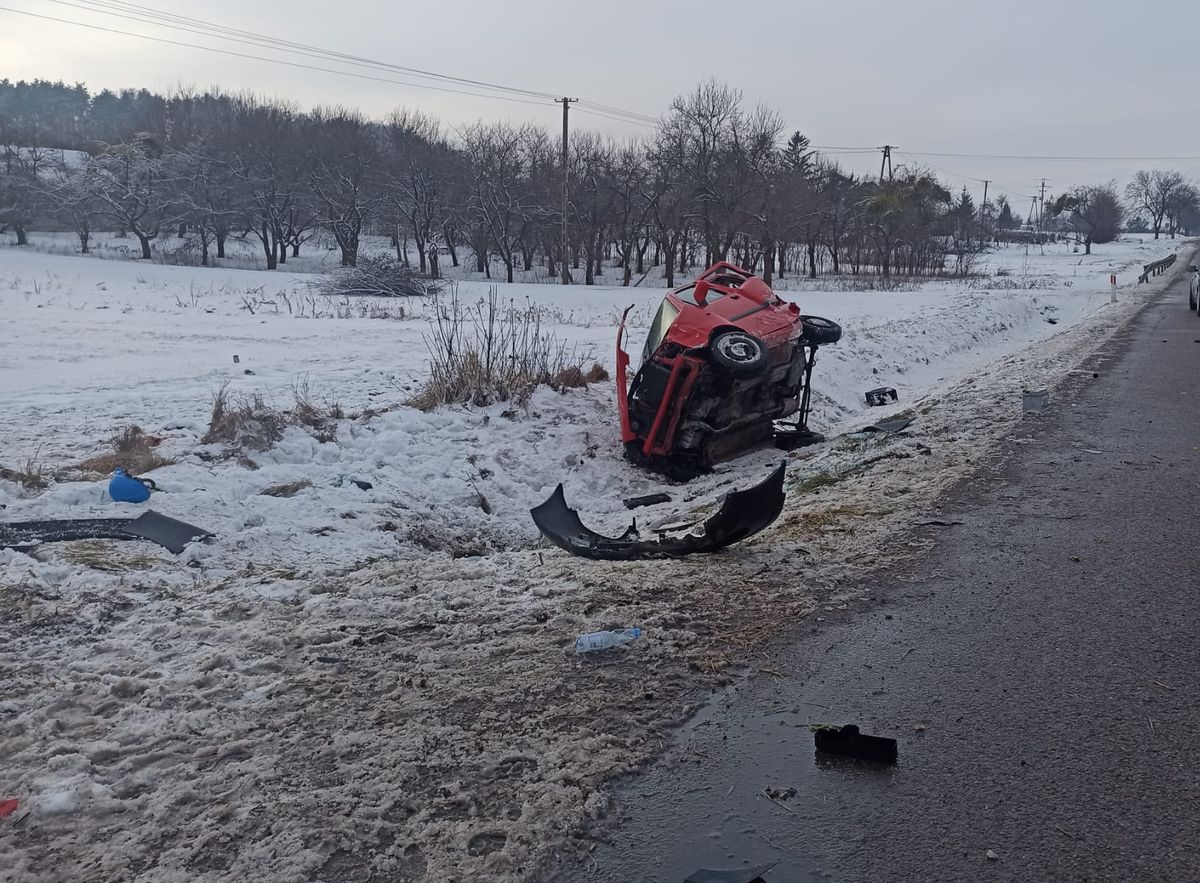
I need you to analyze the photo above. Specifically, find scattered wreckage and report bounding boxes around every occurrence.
[532,263,844,560]
[531,461,786,560]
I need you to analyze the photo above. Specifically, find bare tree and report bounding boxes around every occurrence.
[1165,181,1199,238]
[461,122,537,283]
[230,99,306,270]
[0,145,54,245]
[381,109,453,276]
[305,108,378,268]
[41,151,98,253]
[1126,169,1185,239]
[1048,183,1124,254]
[87,139,173,259]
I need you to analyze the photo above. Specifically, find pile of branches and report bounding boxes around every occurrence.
[315,255,443,298]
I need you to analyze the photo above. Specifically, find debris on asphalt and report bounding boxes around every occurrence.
[684,862,777,883]
[986,849,1000,861]
[865,386,899,406]
[574,628,641,654]
[1022,388,1049,413]
[530,462,786,560]
[762,786,796,801]
[812,723,898,764]
[864,414,915,433]
[623,492,672,510]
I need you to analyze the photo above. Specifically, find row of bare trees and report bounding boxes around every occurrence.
[3,78,1198,282]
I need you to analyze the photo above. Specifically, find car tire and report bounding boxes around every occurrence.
[709,330,768,377]
[801,315,843,345]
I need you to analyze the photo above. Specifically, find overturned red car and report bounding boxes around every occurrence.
[616,262,841,479]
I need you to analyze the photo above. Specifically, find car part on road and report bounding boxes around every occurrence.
[623,492,672,510]
[684,862,777,883]
[864,414,915,434]
[812,724,898,764]
[864,387,899,406]
[530,462,786,560]
[617,263,841,479]
[0,510,213,555]
[1022,388,1049,413]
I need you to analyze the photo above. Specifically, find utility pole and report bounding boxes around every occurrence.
[981,179,990,207]
[1037,178,1048,234]
[878,145,895,183]
[558,97,578,284]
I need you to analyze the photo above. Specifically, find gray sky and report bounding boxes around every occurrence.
[5,0,1200,206]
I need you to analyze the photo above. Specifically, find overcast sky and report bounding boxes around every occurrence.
[4,0,1200,206]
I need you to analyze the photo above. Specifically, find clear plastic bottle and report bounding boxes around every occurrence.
[574,628,642,654]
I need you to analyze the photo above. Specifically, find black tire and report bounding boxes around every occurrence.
[801,315,843,345]
[709,330,768,377]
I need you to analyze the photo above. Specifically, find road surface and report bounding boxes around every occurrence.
[557,262,1200,882]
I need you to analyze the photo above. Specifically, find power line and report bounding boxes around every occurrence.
[573,106,656,129]
[41,0,560,101]
[0,5,557,107]
[575,100,658,124]
[10,2,1200,162]
[901,149,1200,162]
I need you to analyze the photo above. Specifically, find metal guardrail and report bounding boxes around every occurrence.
[1138,253,1176,284]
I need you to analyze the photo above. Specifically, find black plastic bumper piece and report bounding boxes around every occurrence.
[1,510,213,555]
[530,462,786,560]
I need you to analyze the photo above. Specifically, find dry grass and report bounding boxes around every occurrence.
[203,382,344,453]
[290,378,343,443]
[60,540,161,572]
[78,425,172,477]
[0,455,48,491]
[202,384,287,452]
[260,478,313,498]
[408,287,601,412]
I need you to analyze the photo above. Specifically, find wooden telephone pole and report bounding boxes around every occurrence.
[559,97,578,284]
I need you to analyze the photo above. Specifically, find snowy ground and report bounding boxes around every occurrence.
[0,235,1193,882]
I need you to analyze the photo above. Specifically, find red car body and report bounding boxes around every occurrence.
[616,262,839,478]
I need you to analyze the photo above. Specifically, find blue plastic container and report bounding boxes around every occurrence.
[109,468,153,503]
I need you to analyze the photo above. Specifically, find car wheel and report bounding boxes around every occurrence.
[801,315,843,345]
[710,330,768,377]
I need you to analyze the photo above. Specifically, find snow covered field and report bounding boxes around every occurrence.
[0,235,1192,882]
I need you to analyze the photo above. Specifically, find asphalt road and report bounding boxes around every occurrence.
[559,263,1200,883]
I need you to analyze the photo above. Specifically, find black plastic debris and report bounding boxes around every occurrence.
[864,387,899,407]
[774,425,825,451]
[0,510,213,555]
[863,414,914,434]
[623,492,671,510]
[813,724,898,764]
[685,862,777,883]
[531,462,786,561]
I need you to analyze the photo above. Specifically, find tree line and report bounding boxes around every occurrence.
[2,78,1197,281]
